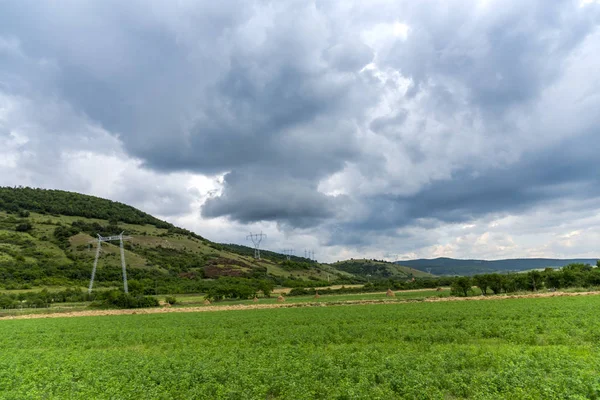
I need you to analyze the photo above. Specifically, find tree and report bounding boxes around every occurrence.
[527,271,543,291]
[544,269,561,289]
[472,274,490,295]
[561,269,583,288]
[487,274,504,294]
[563,263,592,273]
[585,269,600,286]
[451,277,472,297]
[127,280,144,295]
[258,280,273,298]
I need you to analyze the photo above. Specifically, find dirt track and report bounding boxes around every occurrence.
[2,290,599,320]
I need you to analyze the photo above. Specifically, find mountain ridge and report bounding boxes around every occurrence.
[396,257,599,276]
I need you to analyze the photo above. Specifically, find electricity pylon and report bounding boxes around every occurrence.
[283,249,294,261]
[247,232,267,259]
[88,232,132,294]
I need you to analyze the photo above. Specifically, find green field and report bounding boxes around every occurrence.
[1,295,600,399]
[171,289,450,307]
[0,289,449,318]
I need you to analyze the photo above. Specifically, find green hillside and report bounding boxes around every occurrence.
[332,259,433,279]
[0,187,350,292]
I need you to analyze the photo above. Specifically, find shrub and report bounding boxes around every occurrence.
[165,296,178,305]
[15,222,33,232]
[96,290,159,309]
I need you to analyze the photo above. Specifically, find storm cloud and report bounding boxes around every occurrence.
[1,0,599,261]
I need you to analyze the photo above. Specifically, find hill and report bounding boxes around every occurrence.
[0,187,350,292]
[396,257,600,276]
[332,259,433,279]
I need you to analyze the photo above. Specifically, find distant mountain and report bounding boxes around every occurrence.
[395,257,599,276]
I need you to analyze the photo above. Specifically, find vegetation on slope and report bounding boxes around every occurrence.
[332,258,432,279]
[0,187,172,228]
[0,187,352,294]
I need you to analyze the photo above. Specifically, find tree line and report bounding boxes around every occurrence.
[451,262,600,296]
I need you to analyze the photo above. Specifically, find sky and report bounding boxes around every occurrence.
[1,0,599,263]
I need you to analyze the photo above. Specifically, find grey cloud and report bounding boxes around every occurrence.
[1,0,600,261]
[369,109,408,135]
[324,41,374,72]
[0,0,381,225]
[383,0,600,113]
[114,183,197,219]
[202,170,347,228]
[352,131,600,236]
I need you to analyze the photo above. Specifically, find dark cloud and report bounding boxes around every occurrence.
[351,131,600,236]
[202,170,347,228]
[1,0,600,259]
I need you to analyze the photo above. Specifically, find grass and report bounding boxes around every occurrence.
[1,295,600,399]
[0,288,448,317]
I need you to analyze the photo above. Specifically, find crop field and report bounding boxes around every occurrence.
[1,295,600,399]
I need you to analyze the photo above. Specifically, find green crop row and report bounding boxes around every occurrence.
[1,296,600,399]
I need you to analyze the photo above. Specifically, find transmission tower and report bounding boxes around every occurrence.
[283,249,294,261]
[247,231,267,259]
[308,250,315,261]
[88,232,132,294]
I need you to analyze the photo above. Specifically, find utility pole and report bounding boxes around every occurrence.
[247,232,267,259]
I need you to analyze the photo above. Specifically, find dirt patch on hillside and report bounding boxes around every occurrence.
[2,290,599,321]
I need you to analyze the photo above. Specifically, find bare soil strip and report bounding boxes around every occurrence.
[2,290,599,321]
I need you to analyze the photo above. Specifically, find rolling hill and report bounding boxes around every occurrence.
[396,257,600,276]
[0,187,350,291]
[332,259,433,279]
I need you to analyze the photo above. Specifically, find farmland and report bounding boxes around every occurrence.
[1,295,600,399]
